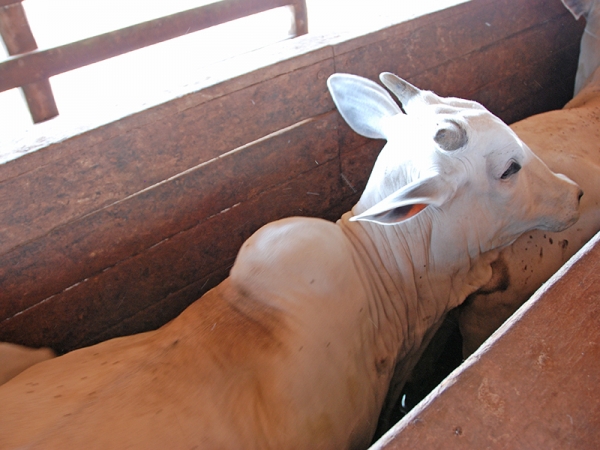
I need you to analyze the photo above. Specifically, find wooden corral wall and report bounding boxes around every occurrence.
[0,0,584,353]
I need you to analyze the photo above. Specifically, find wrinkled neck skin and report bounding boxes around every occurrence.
[338,196,498,430]
[353,171,499,309]
[339,206,497,356]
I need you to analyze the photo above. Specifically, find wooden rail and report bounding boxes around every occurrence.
[0,0,308,123]
[0,1,58,123]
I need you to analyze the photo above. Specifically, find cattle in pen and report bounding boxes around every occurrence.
[458,0,600,357]
[0,72,582,449]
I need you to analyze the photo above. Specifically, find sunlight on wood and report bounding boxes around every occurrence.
[0,0,468,163]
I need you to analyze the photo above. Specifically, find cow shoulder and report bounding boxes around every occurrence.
[230,217,359,305]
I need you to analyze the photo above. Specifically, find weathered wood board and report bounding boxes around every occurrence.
[0,0,584,353]
[372,232,600,449]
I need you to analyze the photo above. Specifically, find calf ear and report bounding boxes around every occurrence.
[327,73,401,140]
[379,72,421,107]
[350,174,454,225]
[379,72,442,113]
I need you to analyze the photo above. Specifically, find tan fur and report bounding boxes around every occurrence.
[460,67,600,356]
[0,219,383,449]
[0,343,55,385]
[0,281,295,449]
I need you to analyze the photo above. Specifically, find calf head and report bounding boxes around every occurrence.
[328,73,582,254]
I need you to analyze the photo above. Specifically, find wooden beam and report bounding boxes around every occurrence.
[291,0,308,35]
[0,159,350,352]
[0,0,303,93]
[0,2,58,122]
[0,59,335,258]
[409,15,583,121]
[0,113,339,330]
[333,0,570,79]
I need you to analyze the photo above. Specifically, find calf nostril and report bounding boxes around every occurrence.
[578,189,584,202]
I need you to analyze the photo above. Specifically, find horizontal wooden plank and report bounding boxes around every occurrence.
[497,78,576,125]
[410,16,582,118]
[0,159,352,352]
[0,32,334,180]
[79,266,232,350]
[0,0,303,93]
[0,59,335,256]
[468,43,579,118]
[332,0,575,84]
[412,16,578,97]
[493,50,580,123]
[372,232,600,449]
[0,112,339,320]
[0,2,59,122]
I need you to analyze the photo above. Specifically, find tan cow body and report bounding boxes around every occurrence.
[459,0,600,356]
[0,71,582,449]
[0,343,55,386]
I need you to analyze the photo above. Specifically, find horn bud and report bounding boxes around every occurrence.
[434,119,468,151]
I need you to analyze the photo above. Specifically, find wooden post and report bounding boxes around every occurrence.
[291,0,308,35]
[0,1,59,123]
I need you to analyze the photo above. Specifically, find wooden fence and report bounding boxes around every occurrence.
[0,0,307,122]
[0,0,583,353]
[0,0,591,444]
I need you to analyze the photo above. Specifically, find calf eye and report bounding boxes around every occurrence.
[500,161,521,179]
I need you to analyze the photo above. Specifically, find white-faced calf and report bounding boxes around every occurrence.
[0,73,581,449]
